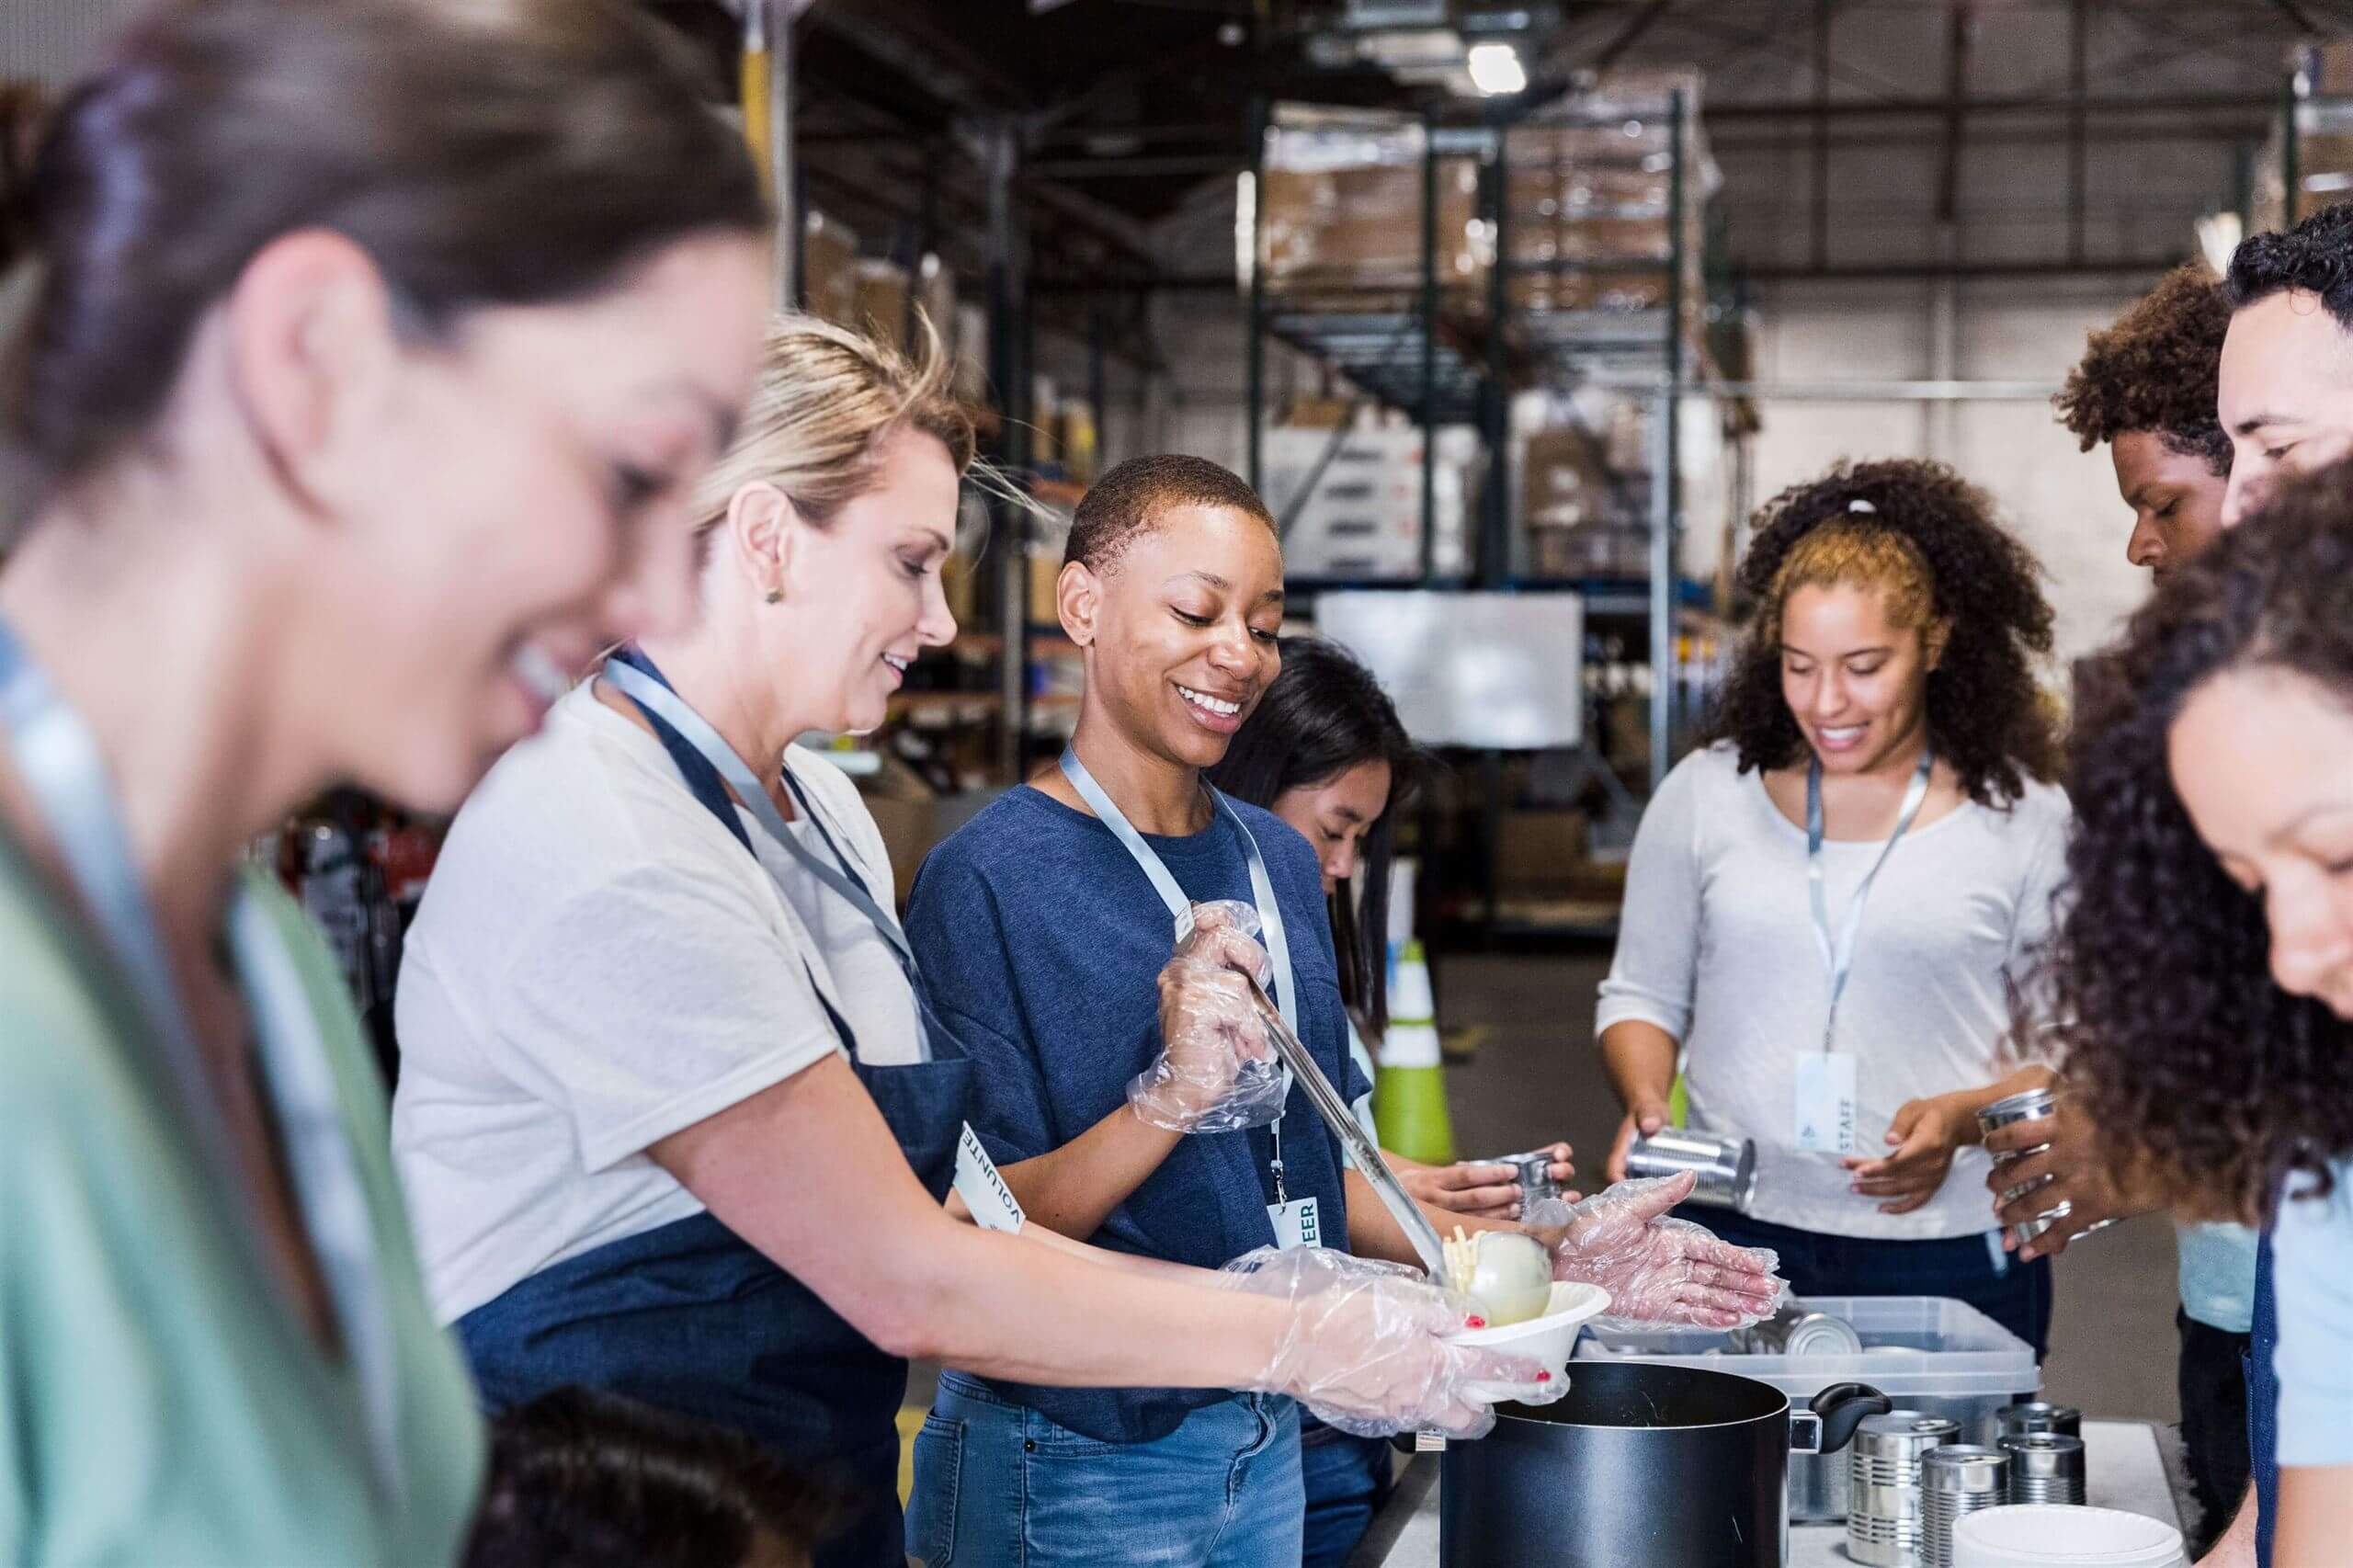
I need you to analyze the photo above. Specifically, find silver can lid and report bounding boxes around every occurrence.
[1921,1445,2009,1491]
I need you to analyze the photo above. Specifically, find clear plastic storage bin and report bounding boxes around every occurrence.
[1574,1296,2042,1522]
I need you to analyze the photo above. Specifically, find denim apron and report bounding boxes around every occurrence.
[2247,1220,2279,1567]
[458,649,972,1568]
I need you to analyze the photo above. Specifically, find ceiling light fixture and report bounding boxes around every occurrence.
[1466,41,1528,97]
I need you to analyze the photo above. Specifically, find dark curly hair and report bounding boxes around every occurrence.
[1707,459,2061,806]
[2226,201,2353,328]
[2053,264,2233,478]
[2035,460,2353,1221]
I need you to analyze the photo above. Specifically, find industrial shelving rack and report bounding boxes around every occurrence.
[1240,80,1736,938]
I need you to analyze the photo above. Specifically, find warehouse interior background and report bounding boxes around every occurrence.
[9,0,2344,1445]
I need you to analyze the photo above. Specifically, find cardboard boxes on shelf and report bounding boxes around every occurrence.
[1262,426,1470,580]
[1261,108,1487,303]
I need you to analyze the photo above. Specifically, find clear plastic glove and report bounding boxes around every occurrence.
[1128,901,1290,1134]
[1529,1171,1787,1331]
[1220,1244,1563,1439]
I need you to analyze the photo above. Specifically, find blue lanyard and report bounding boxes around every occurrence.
[1057,747,1301,1199]
[0,617,404,1500]
[601,653,933,1062]
[1805,743,1936,1053]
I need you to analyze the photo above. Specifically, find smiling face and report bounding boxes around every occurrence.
[2169,666,2353,1020]
[331,233,769,809]
[1779,581,1939,777]
[2218,290,2353,527]
[1272,758,1393,894]
[1067,503,1286,771]
[766,425,962,736]
[2111,430,2228,579]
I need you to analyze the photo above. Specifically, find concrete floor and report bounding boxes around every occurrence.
[1432,948,2184,1423]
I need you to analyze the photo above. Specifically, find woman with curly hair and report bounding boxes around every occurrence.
[2042,460,2353,1566]
[1597,458,2073,1352]
[2054,262,2234,579]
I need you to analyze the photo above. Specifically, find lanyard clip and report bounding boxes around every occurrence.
[1269,1155,1289,1206]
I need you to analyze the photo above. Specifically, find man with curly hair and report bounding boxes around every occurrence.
[2056,264,2234,578]
[2219,203,2353,526]
[2052,267,2257,1562]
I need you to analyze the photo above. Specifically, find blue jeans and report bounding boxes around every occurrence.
[1694,1209,2055,1359]
[909,1371,1304,1568]
[1300,1420,1393,1568]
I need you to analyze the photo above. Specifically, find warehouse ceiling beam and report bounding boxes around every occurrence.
[1742,254,2188,280]
[2265,0,2324,32]
[1935,0,1974,225]
[1705,89,2278,119]
[802,0,1031,114]
[1589,0,1677,72]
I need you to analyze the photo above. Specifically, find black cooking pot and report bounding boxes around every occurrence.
[1439,1361,1890,1568]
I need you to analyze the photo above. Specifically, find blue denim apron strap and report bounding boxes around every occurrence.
[605,647,935,1062]
[2249,1220,2279,1568]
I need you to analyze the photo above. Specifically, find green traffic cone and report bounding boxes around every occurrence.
[1374,939,1456,1165]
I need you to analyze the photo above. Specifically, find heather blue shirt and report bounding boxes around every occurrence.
[907,784,1367,1445]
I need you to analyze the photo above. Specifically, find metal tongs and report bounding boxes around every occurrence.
[1243,973,1451,1278]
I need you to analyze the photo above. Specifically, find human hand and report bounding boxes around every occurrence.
[1222,1245,1562,1439]
[1844,1096,1968,1215]
[1536,1172,1786,1328]
[1405,1142,1578,1220]
[1606,1099,1672,1184]
[1983,1096,2140,1261]
[1130,901,1283,1133]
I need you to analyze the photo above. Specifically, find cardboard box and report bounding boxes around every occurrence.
[1261,112,1485,295]
[1495,810,1592,898]
[802,210,859,330]
[854,259,910,351]
[1528,522,1651,580]
[1521,427,1620,530]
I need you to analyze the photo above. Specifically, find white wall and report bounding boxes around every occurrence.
[1745,278,2153,673]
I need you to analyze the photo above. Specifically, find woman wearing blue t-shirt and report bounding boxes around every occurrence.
[904,455,1784,1567]
[2039,463,2353,1568]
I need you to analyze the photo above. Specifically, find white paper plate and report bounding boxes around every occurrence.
[1449,1280,1613,1391]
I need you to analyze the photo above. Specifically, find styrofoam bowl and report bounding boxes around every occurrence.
[1449,1281,1612,1391]
[1952,1505,2185,1567]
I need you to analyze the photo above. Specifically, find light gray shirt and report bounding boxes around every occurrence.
[1597,743,2072,1240]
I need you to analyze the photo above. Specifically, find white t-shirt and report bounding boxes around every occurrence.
[1597,743,2072,1241]
[391,682,919,1323]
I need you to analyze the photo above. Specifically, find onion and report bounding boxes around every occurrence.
[1459,1231,1553,1327]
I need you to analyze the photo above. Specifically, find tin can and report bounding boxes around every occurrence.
[1733,1304,1864,1358]
[1495,1149,1561,1210]
[1996,1402,2082,1440]
[1624,1128,1756,1212]
[1976,1089,2069,1248]
[1848,1412,1961,1567]
[2001,1432,2087,1506]
[1922,1447,2010,1568]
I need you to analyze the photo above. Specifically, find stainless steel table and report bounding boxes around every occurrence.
[1352,1420,2187,1567]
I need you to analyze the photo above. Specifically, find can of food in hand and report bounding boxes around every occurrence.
[1625,1128,1757,1212]
[1496,1150,1561,1210]
[1976,1089,2066,1248]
